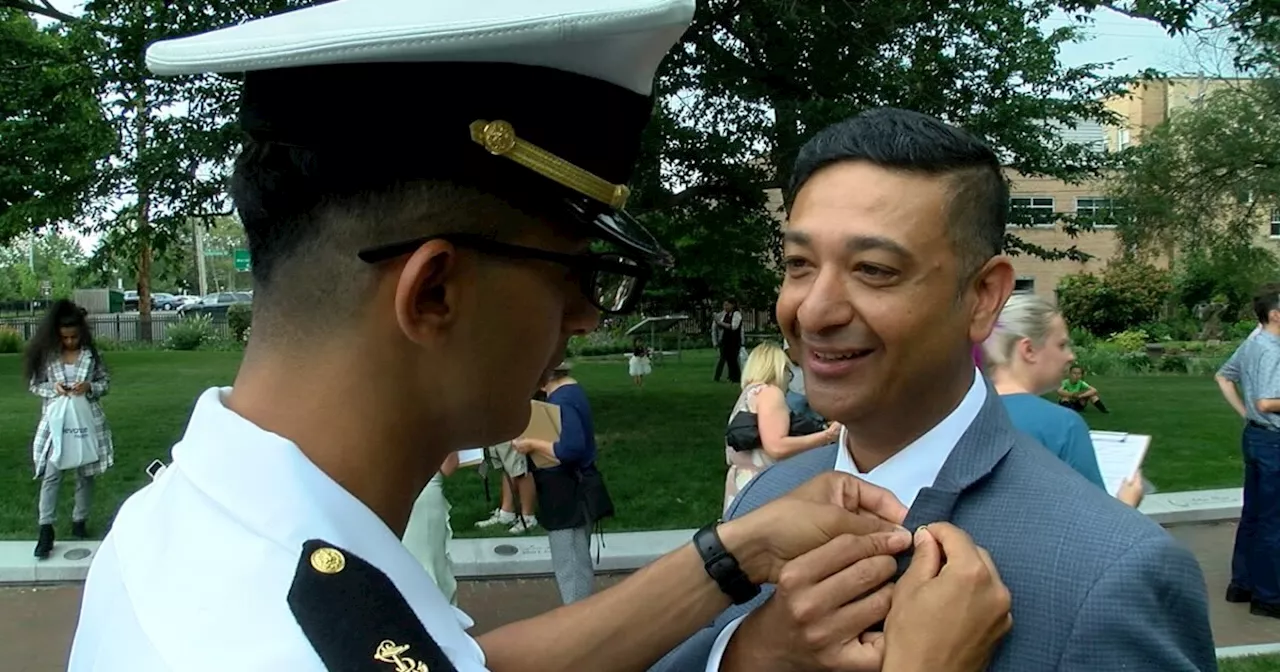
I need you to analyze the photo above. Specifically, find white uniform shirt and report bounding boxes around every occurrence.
[705,369,987,671]
[68,387,489,671]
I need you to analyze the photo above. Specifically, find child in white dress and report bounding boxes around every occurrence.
[628,339,652,387]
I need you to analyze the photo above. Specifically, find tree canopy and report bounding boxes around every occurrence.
[0,8,111,243]
[0,0,1262,318]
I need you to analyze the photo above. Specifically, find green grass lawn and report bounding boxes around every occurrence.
[0,349,1248,540]
[1222,655,1280,672]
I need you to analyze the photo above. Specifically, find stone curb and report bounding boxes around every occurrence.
[1217,642,1280,659]
[0,488,1242,585]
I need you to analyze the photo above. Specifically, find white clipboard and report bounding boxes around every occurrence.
[1089,431,1150,497]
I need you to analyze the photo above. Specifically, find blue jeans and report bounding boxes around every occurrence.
[1232,424,1280,605]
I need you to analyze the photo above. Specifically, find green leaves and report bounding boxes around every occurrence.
[1109,78,1280,256]
[0,9,112,244]
[629,0,1153,314]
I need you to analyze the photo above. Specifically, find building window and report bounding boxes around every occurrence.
[1271,209,1280,238]
[1075,197,1128,229]
[1009,197,1056,228]
[1013,277,1036,294]
[1118,128,1131,150]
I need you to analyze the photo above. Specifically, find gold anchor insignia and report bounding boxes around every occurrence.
[468,119,631,210]
[309,547,346,574]
[374,639,429,672]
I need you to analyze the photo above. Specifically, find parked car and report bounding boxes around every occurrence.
[150,293,187,311]
[123,290,140,311]
[176,292,252,317]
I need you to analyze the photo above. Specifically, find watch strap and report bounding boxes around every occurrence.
[693,522,761,605]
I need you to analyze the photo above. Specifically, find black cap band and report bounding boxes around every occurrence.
[240,61,651,194]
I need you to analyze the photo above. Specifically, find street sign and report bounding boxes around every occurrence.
[234,249,251,272]
[204,250,229,257]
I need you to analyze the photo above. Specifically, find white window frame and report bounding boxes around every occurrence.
[1013,276,1036,294]
[1009,196,1057,229]
[1075,197,1124,230]
[1117,128,1131,151]
[1270,209,1280,239]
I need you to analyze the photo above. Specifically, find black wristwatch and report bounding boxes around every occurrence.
[693,522,761,605]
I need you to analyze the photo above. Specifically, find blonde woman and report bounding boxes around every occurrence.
[723,342,840,512]
[982,294,1144,507]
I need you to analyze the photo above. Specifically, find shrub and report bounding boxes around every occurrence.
[227,304,252,342]
[1157,355,1190,373]
[1072,348,1125,376]
[1068,326,1096,349]
[1106,329,1149,353]
[1057,262,1173,337]
[0,327,22,354]
[1119,351,1152,373]
[1225,319,1257,341]
[166,314,213,351]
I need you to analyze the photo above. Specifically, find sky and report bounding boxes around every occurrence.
[32,3,1226,255]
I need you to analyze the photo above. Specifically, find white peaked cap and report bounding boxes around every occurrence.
[143,0,698,267]
[145,0,696,96]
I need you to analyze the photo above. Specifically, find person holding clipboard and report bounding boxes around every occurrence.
[981,294,1144,506]
[513,362,612,605]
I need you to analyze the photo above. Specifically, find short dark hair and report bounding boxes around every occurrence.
[228,141,532,334]
[787,108,1007,279]
[1070,363,1084,373]
[1253,283,1280,324]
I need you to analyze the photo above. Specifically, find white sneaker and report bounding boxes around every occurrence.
[508,515,538,534]
[475,509,516,529]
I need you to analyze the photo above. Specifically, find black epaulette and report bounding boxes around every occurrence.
[288,539,459,672]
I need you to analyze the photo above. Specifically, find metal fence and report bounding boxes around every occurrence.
[0,312,232,343]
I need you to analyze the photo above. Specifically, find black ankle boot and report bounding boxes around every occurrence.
[71,520,88,539]
[1094,399,1110,414]
[34,524,54,559]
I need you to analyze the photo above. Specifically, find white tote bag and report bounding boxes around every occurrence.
[47,395,100,471]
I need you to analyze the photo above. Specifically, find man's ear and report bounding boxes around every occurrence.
[393,240,465,346]
[968,255,1015,345]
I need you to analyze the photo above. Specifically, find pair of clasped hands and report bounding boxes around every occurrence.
[715,472,1012,672]
[54,382,91,396]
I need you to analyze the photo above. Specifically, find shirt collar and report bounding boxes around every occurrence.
[172,388,478,631]
[833,368,986,507]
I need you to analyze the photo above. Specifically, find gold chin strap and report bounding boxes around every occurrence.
[469,119,630,210]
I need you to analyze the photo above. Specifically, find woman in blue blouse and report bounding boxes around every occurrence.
[982,295,1144,507]
[513,362,614,604]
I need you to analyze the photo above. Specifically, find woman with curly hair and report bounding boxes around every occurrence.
[25,300,115,558]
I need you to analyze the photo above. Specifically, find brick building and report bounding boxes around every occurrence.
[1006,76,1279,297]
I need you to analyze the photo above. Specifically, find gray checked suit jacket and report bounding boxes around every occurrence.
[652,386,1218,671]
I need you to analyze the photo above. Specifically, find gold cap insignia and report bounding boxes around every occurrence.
[309,547,346,574]
[374,639,429,671]
[469,119,630,210]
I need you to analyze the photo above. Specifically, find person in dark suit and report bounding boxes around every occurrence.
[713,299,744,382]
[652,108,1216,671]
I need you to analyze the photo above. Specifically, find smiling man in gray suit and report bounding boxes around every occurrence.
[653,108,1217,671]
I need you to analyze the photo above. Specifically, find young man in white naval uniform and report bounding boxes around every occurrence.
[68,1,1015,670]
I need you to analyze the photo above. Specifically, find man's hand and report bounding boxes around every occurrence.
[882,524,1012,672]
[722,532,909,672]
[719,471,909,585]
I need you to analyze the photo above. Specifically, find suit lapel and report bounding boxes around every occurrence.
[894,381,1018,575]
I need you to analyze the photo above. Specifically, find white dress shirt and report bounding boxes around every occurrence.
[705,369,987,671]
[69,388,488,671]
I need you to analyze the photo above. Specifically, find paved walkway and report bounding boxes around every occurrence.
[1,523,1275,670]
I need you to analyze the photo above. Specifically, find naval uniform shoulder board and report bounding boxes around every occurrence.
[288,539,458,672]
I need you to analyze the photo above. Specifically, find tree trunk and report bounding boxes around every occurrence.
[134,79,153,342]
